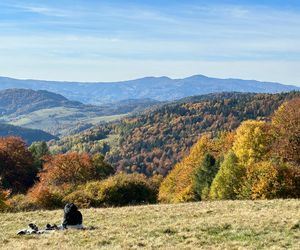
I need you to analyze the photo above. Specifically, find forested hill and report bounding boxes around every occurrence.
[0,123,57,144]
[0,89,160,117]
[49,91,300,175]
[0,75,299,105]
[0,88,82,116]
[0,89,160,136]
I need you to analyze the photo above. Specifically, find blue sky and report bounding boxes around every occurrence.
[0,0,300,85]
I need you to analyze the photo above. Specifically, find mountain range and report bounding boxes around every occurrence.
[0,75,299,105]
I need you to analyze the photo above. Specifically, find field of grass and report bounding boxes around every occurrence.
[4,107,126,136]
[0,200,299,249]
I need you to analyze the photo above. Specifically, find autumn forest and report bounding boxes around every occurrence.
[1,91,299,211]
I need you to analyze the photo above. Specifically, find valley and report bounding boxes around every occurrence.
[0,89,159,137]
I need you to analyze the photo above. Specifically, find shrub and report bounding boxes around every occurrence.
[277,163,300,198]
[62,174,159,209]
[0,188,10,212]
[81,181,102,197]
[6,194,37,212]
[148,174,164,196]
[28,184,63,209]
[97,173,157,206]
[63,190,95,209]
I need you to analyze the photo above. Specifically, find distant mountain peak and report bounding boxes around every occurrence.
[182,74,209,80]
[135,76,172,82]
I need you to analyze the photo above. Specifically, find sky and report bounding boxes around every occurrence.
[0,0,300,85]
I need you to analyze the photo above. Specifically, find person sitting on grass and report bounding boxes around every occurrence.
[62,203,83,229]
[17,203,84,234]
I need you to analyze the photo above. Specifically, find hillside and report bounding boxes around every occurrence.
[1,200,299,249]
[0,89,82,116]
[0,89,159,136]
[0,75,299,105]
[49,91,300,175]
[0,123,57,144]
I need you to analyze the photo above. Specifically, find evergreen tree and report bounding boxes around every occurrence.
[193,153,219,200]
[29,141,50,171]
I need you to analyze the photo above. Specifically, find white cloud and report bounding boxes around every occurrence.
[24,6,63,16]
[0,1,299,84]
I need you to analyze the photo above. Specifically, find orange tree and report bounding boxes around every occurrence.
[272,98,300,164]
[28,152,114,208]
[0,137,35,193]
[38,152,114,187]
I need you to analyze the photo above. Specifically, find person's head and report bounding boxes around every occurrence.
[64,203,78,214]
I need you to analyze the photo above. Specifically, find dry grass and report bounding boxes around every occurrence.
[0,199,299,249]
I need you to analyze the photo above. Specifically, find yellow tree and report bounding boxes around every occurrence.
[159,132,234,203]
[232,120,273,167]
[159,134,212,203]
[242,161,300,199]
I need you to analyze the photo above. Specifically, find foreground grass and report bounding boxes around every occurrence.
[0,200,299,249]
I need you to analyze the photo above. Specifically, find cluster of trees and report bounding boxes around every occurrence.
[25,152,160,209]
[159,98,300,202]
[49,92,300,177]
[0,137,161,211]
[48,126,111,155]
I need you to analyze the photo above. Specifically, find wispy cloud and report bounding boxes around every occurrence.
[13,4,71,17]
[0,0,299,84]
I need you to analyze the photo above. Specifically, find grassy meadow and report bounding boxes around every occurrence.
[0,199,299,249]
[6,107,126,136]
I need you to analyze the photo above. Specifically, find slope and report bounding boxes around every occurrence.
[49,91,300,175]
[0,89,160,136]
[0,123,57,144]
